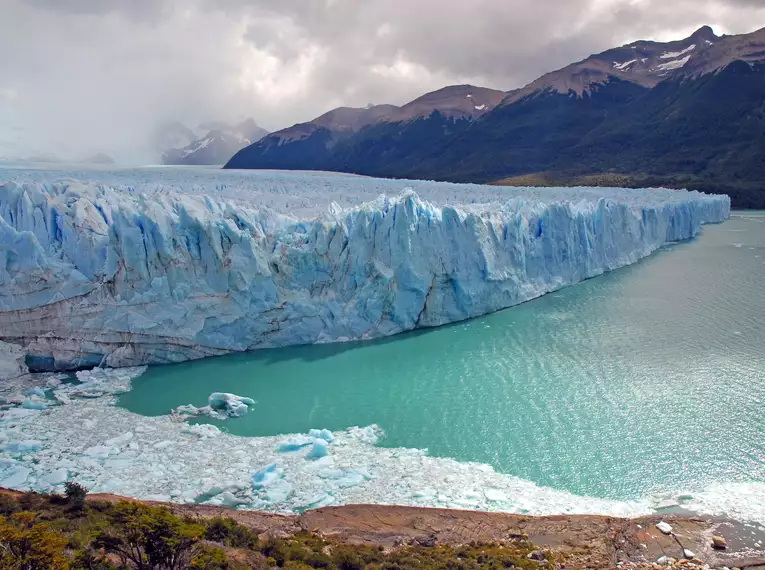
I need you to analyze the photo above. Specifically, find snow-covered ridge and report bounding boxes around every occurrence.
[0,176,729,370]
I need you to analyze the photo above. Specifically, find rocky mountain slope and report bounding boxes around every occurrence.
[225,26,765,208]
[224,85,505,171]
[162,118,268,166]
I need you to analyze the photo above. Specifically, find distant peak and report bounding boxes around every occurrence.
[691,25,717,40]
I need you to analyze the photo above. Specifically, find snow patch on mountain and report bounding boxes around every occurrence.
[613,59,638,70]
[660,44,696,59]
[656,55,693,71]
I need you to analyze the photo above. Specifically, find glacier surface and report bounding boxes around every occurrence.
[0,168,729,369]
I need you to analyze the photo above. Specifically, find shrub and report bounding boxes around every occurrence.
[282,562,314,570]
[65,481,89,508]
[0,511,69,570]
[203,516,258,549]
[93,501,205,569]
[189,545,230,569]
[0,493,19,516]
[333,548,367,570]
[17,491,47,512]
[71,548,118,569]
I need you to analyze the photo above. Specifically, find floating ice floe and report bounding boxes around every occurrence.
[175,392,255,420]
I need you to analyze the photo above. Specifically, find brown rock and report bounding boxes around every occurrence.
[712,535,728,550]
[527,550,546,561]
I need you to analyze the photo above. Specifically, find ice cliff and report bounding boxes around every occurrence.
[0,176,729,370]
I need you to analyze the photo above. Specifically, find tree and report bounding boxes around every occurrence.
[0,511,70,569]
[93,502,204,570]
[64,482,88,510]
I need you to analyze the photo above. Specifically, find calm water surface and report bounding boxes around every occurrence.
[120,212,765,502]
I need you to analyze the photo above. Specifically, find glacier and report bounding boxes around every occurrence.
[0,169,729,370]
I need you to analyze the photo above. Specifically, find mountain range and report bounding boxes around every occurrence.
[162,118,269,165]
[225,25,765,208]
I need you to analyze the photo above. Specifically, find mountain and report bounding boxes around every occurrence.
[162,118,268,165]
[225,26,765,208]
[151,121,198,156]
[224,85,505,170]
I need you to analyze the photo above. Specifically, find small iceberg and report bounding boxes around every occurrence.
[308,429,334,443]
[175,392,255,420]
[306,439,329,460]
[277,435,314,453]
[251,463,284,489]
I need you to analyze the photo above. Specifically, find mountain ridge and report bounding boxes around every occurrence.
[225,26,765,207]
[163,118,268,166]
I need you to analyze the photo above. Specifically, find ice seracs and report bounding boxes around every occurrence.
[0,172,729,370]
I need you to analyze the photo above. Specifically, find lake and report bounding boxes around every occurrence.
[120,211,765,504]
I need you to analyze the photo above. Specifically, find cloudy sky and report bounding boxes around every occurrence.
[0,0,763,161]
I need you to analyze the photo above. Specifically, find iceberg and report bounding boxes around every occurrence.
[308,429,334,443]
[22,397,47,411]
[251,463,284,489]
[175,392,255,420]
[0,173,729,369]
[0,341,28,381]
[306,439,329,460]
[277,435,315,453]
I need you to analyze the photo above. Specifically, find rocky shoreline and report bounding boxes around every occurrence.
[73,493,765,569]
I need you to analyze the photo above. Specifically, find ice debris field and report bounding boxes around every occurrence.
[2,355,765,522]
[0,167,730,370]
[0,166,750,521]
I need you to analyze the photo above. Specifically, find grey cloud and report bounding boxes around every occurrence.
[1,0,763,162]
[22,0,166,19]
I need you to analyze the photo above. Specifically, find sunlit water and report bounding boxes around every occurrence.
[119,212,765,504]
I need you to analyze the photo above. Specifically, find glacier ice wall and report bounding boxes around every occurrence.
[0,177,729,370]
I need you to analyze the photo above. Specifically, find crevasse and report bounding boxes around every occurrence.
[0,179,729,370]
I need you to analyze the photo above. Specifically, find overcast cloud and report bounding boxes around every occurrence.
[0,0,763,162]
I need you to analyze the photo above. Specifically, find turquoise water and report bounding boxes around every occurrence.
[120,212,765,503]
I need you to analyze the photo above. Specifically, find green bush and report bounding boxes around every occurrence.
[0,490,561,570]
[65,481,89,509]
[333,548,367,570]
[190,545,230,569]
[0,511,70,570]
[71,548,118,569]
[204,516,258,549]
[93,501,205,569]
[0,493,19,516]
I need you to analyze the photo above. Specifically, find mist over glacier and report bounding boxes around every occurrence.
[0,168,729,370]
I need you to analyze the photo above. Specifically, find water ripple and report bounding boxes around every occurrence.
[121,214,765,504]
